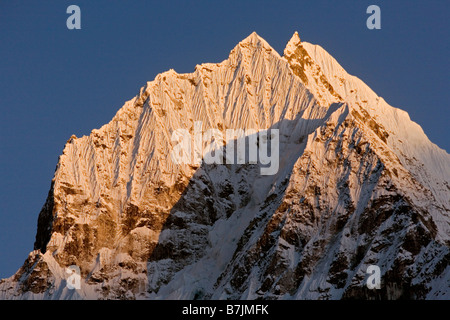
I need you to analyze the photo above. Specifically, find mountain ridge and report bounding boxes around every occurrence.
[1,31,448,300]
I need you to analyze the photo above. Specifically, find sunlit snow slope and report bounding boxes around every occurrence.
[1,32,448,300]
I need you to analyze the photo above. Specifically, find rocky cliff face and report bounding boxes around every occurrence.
[1,32,448,300]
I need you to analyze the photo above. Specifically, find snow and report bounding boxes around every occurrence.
[1,31,448,300]
[297,40,450,237]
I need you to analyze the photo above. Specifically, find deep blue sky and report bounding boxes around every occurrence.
[0,0,448,278]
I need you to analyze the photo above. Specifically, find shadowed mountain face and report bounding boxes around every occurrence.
[1,32,448,300]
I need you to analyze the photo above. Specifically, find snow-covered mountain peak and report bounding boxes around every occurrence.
[232,31,281,59]
[1,31,448,300]
[284,31,301,56]
[240,31,268,45]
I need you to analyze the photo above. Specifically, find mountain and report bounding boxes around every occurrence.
[1,32,448,300]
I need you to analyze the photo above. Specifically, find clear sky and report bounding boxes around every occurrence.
[0,0,448,278]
